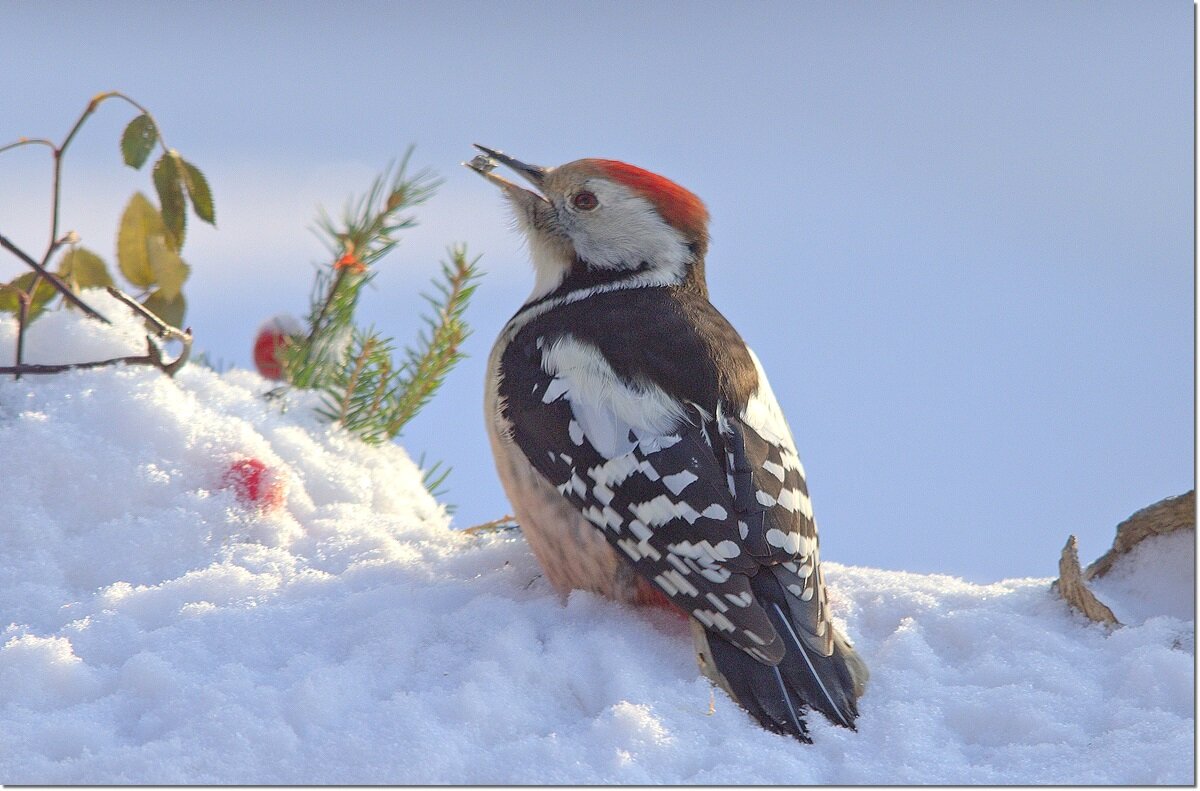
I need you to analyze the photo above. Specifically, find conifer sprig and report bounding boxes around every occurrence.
[284,152,441,391]
[280,156,481,456]
[385,247,481,437]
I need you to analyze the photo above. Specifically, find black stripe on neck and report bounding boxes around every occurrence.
[522,258,653,312]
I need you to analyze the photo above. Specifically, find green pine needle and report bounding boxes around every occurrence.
[277,155,482,509]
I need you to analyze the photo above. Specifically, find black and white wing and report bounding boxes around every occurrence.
[712,349,866,734]
[498,330,864,737]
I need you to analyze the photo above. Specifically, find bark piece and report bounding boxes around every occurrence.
[1085,490,1195,581]
[1053,535,1120,627]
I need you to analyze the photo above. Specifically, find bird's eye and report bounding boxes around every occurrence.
[572,191,599,211]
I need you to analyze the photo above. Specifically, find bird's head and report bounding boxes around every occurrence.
[466,145,709,300]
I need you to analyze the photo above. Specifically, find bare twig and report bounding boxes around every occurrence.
[0,341,177,376]
[106,287,171,336]
[306,265,351,350]
[0,288,191,378]
[0,137,56,155]
[0,232,110,323]
[50,91,158,248]
[461,514,519,535]
[14,293,30,381]
[105,287,192,375]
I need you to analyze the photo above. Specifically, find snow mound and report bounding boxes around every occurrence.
[0,300,1193,784]
[1090,528,1196,626]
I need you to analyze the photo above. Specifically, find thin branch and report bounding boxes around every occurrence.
[106,287,178,338]
[0,336,189,377]
[14,293,30,381]
[461,514,519,536]
[0,137,56,156]
[48,93,111,248]
[0,232,110,323]
[33,91,163,303]
[1,290,191,378]
[55,91,158,159]
[336,337,376,423]
[306,265,350,349]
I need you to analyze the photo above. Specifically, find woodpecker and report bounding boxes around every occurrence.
[467,146,867,741]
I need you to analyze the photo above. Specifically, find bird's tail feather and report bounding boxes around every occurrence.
[693,570,866,741]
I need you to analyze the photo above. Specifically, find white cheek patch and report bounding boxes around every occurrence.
[567,181,691,277]
[541,334,686,459]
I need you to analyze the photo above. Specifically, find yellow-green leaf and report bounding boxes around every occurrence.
[152,152,186,250]
[58,247,114,291]
[118,192,168,288]
[147,236,190,300]
[0,273,57,317]
[120,114,157,169]
[142,288,186,329]
[179,158,215,226]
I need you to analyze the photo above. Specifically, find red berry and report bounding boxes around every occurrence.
[252,314,304,381]
[221,457,286,511]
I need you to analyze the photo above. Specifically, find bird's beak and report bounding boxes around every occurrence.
[464,144,549,203]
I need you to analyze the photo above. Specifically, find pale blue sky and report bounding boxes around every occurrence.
[2,1,1193,581]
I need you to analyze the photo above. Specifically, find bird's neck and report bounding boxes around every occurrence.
[523,253,705,310]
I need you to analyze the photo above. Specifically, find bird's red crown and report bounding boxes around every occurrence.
[586,159,709,242]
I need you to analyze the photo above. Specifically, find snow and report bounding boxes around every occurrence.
[0,295,1193,784]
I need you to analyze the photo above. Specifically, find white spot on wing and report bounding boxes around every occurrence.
[765,528,803,554]
[628,519,652,542]
[655,573,679,596]
[706,592,730,613]
[776,487,801,512]
[662,470,699,495]
[542,377,570,404]
[666,554,691,575]
[541,335,684,458]
[635,432,682,454]
[593,481,615,505]
[725,591,753,607]
[713,540,741,560]
[664,569,697,596]
[762,459,786,481]
[617,538,642,560]
[630,494,701,526]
